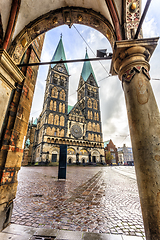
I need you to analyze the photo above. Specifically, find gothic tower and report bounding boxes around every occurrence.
[34,36,69,163]
[78,50,103,146]
[67,50,104,164]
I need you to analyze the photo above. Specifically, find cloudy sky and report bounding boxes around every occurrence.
[30,0,160,148]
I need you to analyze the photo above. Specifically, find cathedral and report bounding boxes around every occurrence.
[25,36,104,165]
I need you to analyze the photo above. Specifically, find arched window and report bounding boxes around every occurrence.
[60,116,65,126]
[51,127,55,136]
[60,129,64,137]
[92,133,94,141]
[59,89,65,100]
[46,127,51,135]
[97,135,101,142]
[88,111,90,119]
[94,112,97,121]
[48,113,54,124]
[95,134,97,141]
[59,103,62,112]
[60,79,64,86]
[57,128,60,137]
[88,98,92,108]
[88,122,92,131]
[50,100,53,110]
[52,87,58,98]
[54,115,59,125]
[97,113,99,121]
[90,111,93,120]
[53,101,56,111]
[63,104,65,113]
[93,122,96,132]
[88,133,91,140]
[97,123,100,132]
[93,100,97,109]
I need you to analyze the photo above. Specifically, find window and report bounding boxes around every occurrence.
[60,116,65,126]
[59,90,65,100]
[46,127,51,135]
[50,100,53,110]
[60,80,64,86]
[53,101,56,111]
[48,113,54,124]
[88,99,92,108]
[93,100,97,109]
[52,87,58,98]
[54,115,59,125]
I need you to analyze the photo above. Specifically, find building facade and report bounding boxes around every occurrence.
[21,34,45,165]
[104,139,118,165]
[118,144,134,165]
[31,37,104,164]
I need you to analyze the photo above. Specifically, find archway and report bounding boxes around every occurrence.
[92,150,100,163]
[9,7,116,64]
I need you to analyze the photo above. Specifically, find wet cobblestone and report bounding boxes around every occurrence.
[11,166,145,238]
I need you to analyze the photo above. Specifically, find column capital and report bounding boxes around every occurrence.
[110,37,159,81]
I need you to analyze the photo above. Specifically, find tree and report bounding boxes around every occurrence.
[105,151,113,165]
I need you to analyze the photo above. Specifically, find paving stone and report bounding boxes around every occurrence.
[11,166,146,238]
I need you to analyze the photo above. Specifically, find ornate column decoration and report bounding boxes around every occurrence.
[111,37,160,240]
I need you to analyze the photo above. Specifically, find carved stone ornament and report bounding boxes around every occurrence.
[122,66,150,83]
[71,124,83,138]
[9,7,116,64]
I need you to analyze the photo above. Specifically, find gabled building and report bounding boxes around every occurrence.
[32,37,104,164]
[104,139,118,165]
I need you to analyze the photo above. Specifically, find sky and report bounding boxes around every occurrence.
[30,0,160,148]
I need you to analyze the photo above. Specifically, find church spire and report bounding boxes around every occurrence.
[81,50,97,83]
[51,35,69,74]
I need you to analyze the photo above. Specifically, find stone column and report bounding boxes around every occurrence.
[111,37,160,240]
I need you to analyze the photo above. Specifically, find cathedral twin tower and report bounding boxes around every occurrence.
[33,36,104,164]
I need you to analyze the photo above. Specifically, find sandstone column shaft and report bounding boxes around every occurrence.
[112,38,160,240]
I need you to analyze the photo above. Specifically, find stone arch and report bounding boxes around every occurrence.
[80,149,88,156]
[91,149,100,163]
[9,7,115,64]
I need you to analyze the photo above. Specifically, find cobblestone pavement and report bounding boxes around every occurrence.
[11,166,145,239]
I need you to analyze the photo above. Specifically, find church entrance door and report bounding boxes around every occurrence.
[52,154,57,162]
[92,156,96,163]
